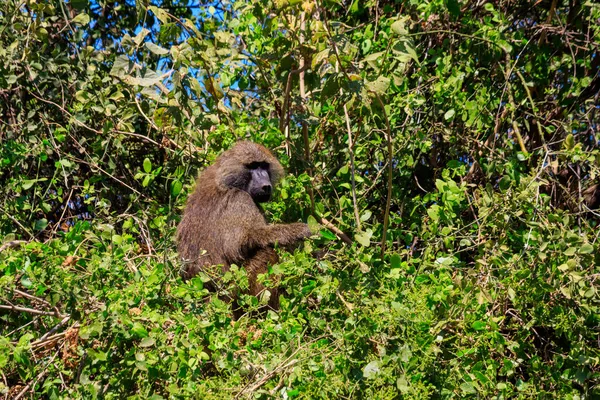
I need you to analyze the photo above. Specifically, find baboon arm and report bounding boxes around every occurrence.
[249,222,311,248]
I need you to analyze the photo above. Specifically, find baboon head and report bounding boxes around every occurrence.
[215,141,284,203]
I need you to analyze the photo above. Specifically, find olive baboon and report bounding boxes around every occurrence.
[176,141,311,308]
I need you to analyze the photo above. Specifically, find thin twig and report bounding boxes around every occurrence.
[28,90,171,150]
[236,335,329,398]
[374,94,394,260]
[504,52,528,154]
[0,304,67,318]
[0,204,34,239]
[320,217,352,245]
[38,316,71,342]
[279,65,309,157]
[336,291,354,312]
[13,289,51,307]
[298,11,316,213]
[316,2,361,229]
[0,240,28,252]
[47,188,74,237]
[13,350,59,400]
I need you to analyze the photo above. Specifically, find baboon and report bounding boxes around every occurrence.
[176,141,311,308]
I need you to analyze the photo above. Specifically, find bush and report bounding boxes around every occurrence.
[1,0,599,398]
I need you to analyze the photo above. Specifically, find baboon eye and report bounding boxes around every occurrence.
[246,162,268,170]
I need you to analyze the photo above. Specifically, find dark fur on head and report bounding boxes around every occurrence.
[176,141,311,310]
[215,141,284,191]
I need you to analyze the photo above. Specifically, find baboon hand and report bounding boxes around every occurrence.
[274,223,311,252]
[293,223,312,240]
[254,223,312,248]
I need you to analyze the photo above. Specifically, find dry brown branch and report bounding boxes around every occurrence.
[504,52,528,154]
[279,64,309,157]
[0,304,67,318]
[30,322,80,349]
[38,316,72,342]
[336,291,354,312]
[0,240,28,253]
[320,217,352,245]
[13,289,52,307]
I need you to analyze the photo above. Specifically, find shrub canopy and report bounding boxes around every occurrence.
[1,0,599,398]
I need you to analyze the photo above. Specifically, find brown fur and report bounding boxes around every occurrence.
[176,141,311,308]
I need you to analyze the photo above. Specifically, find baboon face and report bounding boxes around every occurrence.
[216,142,283,204]
[246,161,272,203]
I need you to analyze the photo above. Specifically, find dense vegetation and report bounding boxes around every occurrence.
[1,0,599,398]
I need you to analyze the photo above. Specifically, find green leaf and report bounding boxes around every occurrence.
[139,337,155,348]
[564,133,575,150]
[355,229,373,247]
[446,0,460,16]
[34,219,48,231]
[143,158,152,173]
[390,254,401,269]
[58,159,72,168]
[499,175,511,191]
[125,69,164,87]
[557,264,570,271]
[307,215,320,234]
[171,179,183,196]
[360,210,372,222]
[390,19,408,35]
[579,244,594,254]
[444,109,455,120]
[148,6,170,24]
[364,51,385,62]
[320,229,337,240]
[133,28,150,46]
[363,360,381,379]
[131,323,148,338]
[564,247,576,256]
[110,55,133,78]
[91,349,107,361]
[365,76,390,95]
[391,40,419,64]
[22,179,37,190]
[397,376,410,393]
[145,42,169,55]
[460,382,477,394]
[72,13,90,26]
[471,321,486,331]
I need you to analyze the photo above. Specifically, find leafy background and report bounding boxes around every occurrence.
[1,0,599,398]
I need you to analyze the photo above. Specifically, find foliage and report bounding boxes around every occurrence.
[1,0,599,398]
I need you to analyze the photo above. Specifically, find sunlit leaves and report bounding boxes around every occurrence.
[1,0,600,398]
[365,76,390,95]
[72,13,90,26]
[143,158,152,173]
[148,5,170,24]
[355,229,373,247]
[145,42,169,55]
[171,180,183,197]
